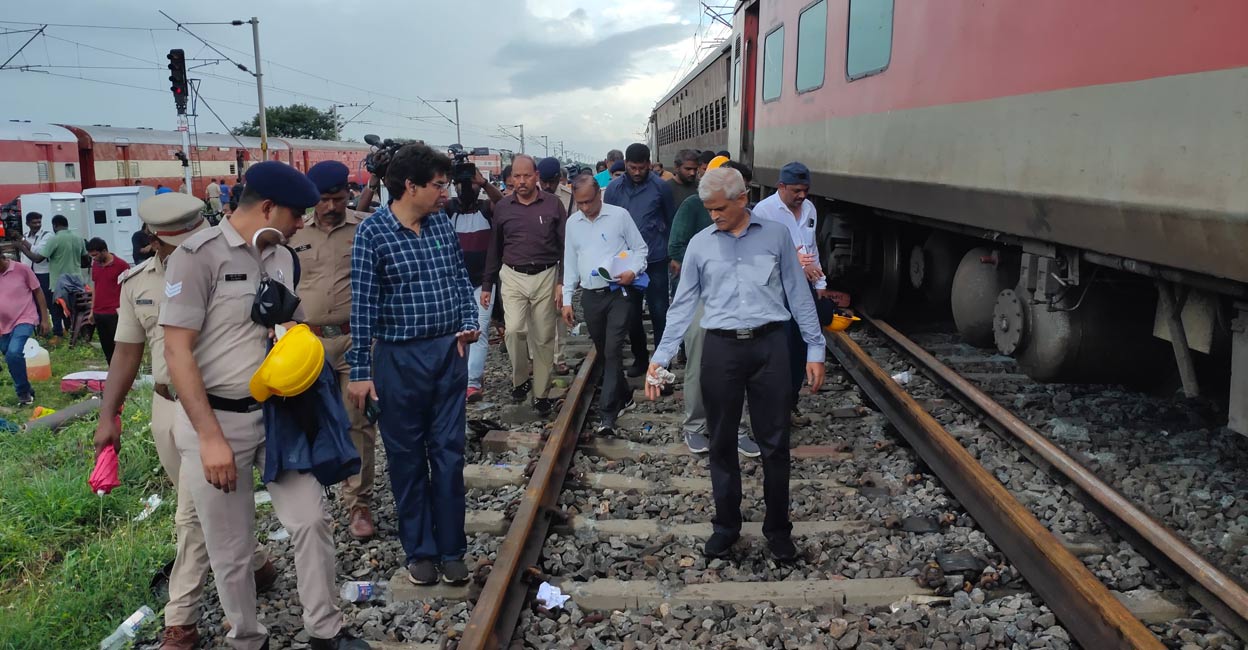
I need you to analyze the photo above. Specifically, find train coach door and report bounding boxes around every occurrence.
[36,144,53,191]
[739,2,760,169]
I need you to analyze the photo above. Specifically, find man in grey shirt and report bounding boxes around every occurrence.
[644,167,825,562]
[562,174,648,435]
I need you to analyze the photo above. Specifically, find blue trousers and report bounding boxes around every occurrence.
[375,334,467,563]
[35,273,63,336]
[0,323,34,398]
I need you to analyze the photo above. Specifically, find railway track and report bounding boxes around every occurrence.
[441,320,1248,650]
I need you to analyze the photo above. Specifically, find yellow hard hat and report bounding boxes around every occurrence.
[707,155,730,170]
[249,324,325,402]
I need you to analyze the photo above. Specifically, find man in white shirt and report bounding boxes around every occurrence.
[752,162,827,424]
[561,173,648,435]
[17,212,60,340]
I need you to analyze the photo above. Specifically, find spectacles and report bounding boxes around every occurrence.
[432,181,450,193]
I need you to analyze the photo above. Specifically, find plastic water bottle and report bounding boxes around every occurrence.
[340,580,387,603]
[99,605,155,649]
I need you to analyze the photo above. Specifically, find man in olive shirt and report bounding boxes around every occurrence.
[289,161,378,540]
[666,149,700,215]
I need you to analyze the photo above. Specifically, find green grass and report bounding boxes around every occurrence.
[0,340,175,650]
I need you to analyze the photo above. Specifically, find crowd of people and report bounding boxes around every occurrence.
[0,137,843,649]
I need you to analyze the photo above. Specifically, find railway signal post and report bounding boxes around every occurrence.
[167,49,194,196]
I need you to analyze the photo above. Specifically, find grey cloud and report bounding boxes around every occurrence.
[495,22,689,98]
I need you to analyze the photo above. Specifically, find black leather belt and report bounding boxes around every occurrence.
[153,383,176,402]
[707,321,784,341]
[207,393,261,413]
[309,323,350,338]
[509,262,557,275]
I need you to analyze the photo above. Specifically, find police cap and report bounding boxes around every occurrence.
[244,161,320,210]
[537,157,562,182]
[306,160,351,194]
[138,192,209,246]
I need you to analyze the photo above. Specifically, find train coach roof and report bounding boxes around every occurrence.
[0,122,78,143]
[61,125,288,151]
[276,137,371,152]
[654,45,731,111]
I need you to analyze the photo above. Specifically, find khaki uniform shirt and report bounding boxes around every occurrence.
[287,210,363,326]
[114,255,170,384]
[158,217,301,400]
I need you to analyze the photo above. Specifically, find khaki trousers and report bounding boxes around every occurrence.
[319,333,376,510]
[152,392,268,627]
[209,198,222,213]
[173,403,341,649]
[500,264,557,399]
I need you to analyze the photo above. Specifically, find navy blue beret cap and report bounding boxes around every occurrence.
[306,160,351,194]
[779,161,811,185]
[610,160,626,173]
[537,157,562,181]
[244,161,321,210]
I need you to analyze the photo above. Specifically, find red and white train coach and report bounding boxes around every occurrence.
[0,123,373,206]
[654,0,1248,433]
[0,122,82,202]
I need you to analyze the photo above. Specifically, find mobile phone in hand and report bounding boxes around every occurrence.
[365,396,381,424]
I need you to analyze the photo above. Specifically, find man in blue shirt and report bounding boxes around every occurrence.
[604,143,676,376]
[645,167,825,562]
[347,143,479,587]
[593,148,623,190]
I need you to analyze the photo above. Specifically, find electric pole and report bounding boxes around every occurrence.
[249,17,268,160]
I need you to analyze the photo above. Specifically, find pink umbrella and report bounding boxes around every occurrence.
[89,446,121,494]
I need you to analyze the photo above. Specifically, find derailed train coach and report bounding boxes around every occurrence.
[653,0,1248,433]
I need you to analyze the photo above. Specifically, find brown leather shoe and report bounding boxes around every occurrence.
[254,558,278,593]
[349,505,375,540]
[160,624,199,650]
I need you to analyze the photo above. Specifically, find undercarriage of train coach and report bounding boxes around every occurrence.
[820,213,1248,436]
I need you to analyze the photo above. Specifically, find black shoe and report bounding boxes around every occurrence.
[309,630,371,650]
[594,422,615,437]
[510,378,532,402]
[533,397,554,416]
[703,532,739,558]
[768,536,799,562]
[407,559,438,585]
[441,559,470,584]
[17,392,33,406]
[626,363,646,378]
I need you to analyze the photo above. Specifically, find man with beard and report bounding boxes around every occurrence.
[288,161,378,540]
[161,162,368,649]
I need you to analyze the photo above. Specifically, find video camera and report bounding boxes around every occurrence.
[448,144,492,185]
[363,134,417,180]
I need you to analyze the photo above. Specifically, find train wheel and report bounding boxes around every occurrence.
[858,224,902,317]
[954,247,1019,347]
[909,231,968,317]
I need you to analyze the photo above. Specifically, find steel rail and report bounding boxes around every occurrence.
[826,329,1164,649]
[459,348,600,649]
[864,315,1248,641]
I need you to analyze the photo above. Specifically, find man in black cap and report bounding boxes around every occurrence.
[162,161,369,650]
[537,157,574,214]
[288,160,379,540]
[604,143,676,377]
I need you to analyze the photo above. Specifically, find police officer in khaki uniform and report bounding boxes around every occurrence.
[288,160,377,539]
[160,161,369,650]
[94,192,277,650]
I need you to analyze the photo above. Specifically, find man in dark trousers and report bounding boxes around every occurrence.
[644,167,825,561]
[561,174,647,435]
[603,143,675,376]
[347,144,479,587]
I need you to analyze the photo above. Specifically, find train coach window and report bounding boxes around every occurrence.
[762,25,784,102]
[797,0,828,93]
[847,0,894,80]
[64,163,77,179]
[733,36,743,105]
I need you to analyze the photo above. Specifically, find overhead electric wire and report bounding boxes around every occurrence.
[0,19,175,31]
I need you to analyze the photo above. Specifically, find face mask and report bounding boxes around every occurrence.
[249,227,301,327]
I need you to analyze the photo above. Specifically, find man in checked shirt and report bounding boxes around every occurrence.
[347,143,480,587]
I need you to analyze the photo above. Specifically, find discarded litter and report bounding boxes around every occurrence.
[132,494,163,522]
[645,367,677,387]
[254,491,272,506]
[536,581,570,608]
[341,580,388,603]
[99,604,155,649]
[268,527,290,542]
[891,371,912,385]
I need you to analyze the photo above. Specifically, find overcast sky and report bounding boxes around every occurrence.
[0,0,730,163]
